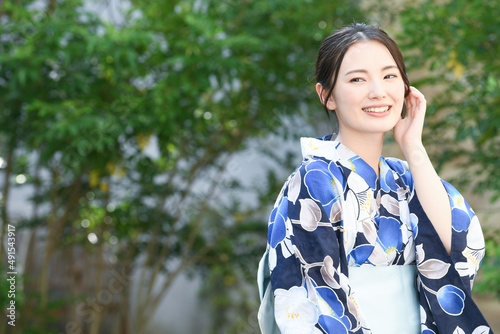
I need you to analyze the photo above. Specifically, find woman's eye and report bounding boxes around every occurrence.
[350,78,363,82]
[385,74,397,79]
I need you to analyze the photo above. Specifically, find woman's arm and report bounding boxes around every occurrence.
[393,87,452,254]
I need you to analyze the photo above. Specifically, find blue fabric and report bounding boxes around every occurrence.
[258,135,492,334]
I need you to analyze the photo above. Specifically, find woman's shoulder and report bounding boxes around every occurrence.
[383,156,413,185]
[280,154,340,194]
[289,155,336,182]
[384,156,409,173]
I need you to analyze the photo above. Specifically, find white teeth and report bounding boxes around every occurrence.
[363,106,390,113]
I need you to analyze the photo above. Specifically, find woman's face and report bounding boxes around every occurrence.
[324,40,405,138]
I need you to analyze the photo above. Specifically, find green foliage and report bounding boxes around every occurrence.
[476,238,500,299]
[399,0,500,196]
[0,0,367,332]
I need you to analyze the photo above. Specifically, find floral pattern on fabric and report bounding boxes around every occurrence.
[264,135,491,334]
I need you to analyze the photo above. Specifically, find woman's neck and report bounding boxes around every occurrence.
[336,132,384,177]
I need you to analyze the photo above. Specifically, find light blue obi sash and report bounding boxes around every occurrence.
[257,250,420,333]
[349,265,421,334]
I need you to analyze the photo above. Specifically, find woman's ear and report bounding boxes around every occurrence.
[315,83,336,110]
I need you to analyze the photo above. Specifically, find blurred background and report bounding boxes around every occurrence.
[0,0,499,333]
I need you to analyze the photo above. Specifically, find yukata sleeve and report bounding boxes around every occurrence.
[266,158,364,334]
[394,159,491,333]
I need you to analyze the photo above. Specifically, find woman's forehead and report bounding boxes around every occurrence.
[340,40,396,72]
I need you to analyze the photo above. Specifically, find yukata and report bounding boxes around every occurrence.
[257,135,492,334]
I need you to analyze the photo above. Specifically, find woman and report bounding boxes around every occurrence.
[257,23,491,334]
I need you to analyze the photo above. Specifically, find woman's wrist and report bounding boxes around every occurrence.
[400,141,427,167]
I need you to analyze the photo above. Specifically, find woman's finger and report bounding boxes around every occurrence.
[408,87,426,120]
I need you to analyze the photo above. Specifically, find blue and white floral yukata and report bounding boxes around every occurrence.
[258,134,492,333]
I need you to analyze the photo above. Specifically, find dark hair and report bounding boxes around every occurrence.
[315,23,410,118]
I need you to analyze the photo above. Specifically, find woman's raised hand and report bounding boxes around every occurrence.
[393,86,427,155]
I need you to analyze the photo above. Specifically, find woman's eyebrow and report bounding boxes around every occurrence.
[344,65,398,76]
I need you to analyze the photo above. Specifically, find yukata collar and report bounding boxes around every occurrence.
[300,134,390,191]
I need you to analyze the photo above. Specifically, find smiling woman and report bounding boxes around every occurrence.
[257,23,492,334]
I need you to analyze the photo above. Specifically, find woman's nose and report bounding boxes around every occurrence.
[368,80,386,99]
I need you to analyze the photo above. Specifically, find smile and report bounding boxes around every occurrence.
[362,106,391,113]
